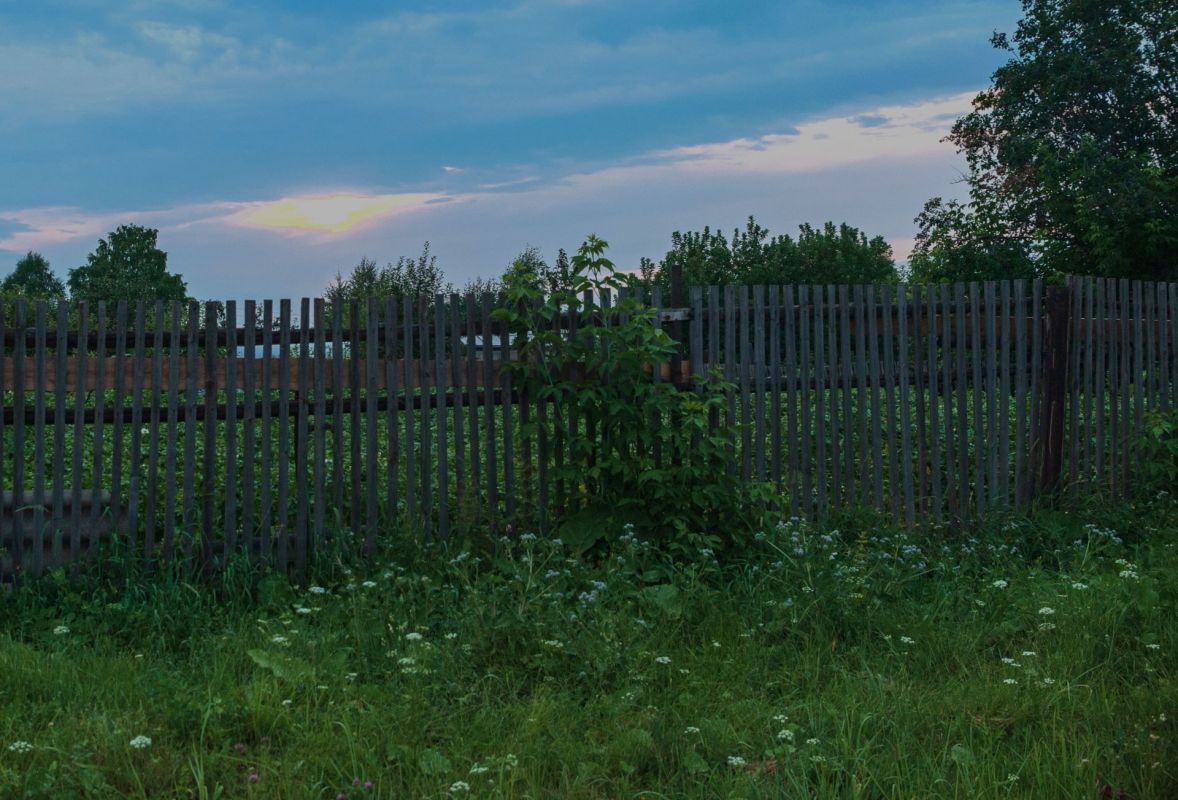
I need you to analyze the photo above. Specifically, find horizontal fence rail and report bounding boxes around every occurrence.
[1,277,1175,579]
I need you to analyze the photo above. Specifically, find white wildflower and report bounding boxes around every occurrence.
[727,755,747,767]
[53,625,70,636]
[7,741,33,753]
[129,735,152,750]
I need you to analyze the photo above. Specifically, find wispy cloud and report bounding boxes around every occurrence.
[226,191,450,235]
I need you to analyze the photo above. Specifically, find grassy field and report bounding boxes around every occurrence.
[1,497,1175,799]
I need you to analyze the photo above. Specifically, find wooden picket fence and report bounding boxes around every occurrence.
[1,276,1175,579]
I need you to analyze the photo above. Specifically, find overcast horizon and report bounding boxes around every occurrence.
[1,0,1022,300]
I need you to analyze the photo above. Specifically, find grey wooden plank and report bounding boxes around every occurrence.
[70,303,88,558]
[799,286,812,513]
[202,302,218,572]
[690,286,704,450]
[1065,279,1081,498]
[854,285,869,506]
[367,298,381,550]
[769,285,782,491]
[480,295,494,518]
[535,294,550,531]
[724,286,737,478]
[1119,280,1131,493]
[969,283,984,517]
[737,287,751,482]
[838,285,853,504]
[866,285,883,509]
[90,302,107,543]
[128,302,146,556]
[259,300,273,562]
[552,289,565,513]
[1156,283,1169,412]
[331,303,344,517]
[11,301,26,573]
[500,291,515,526]
[811,284,827,514]
[52,302,67,564]
[1170,283,1178,410]
[144,300,163,560]
[897,285,915,525]
[435,294,450,541]
[403,296,417,521]
[313,299,327,552]
[385,297,399,522]
[1145,281,1157,411]
[753,285,766,483]
[110,301,126,551]
[241,301,255,561]
[349,300,362,538]
[1133,281,1145,440]
[926,286,943,522]
[0,303,5,563]
[826,285,841,507]
[783,285,798,514]
[295,299,310,577]
[1093,281,1107,490]
[224,300,238,560]
[419,297,433,537]
[909,285,928,516]
[985,282,1000,506]
[1028,280,1044,500]
[276,299,291,573]
[1078,278,1093,491]
[1014,281,1028,506]
[1163,283,1175,411]
[998,282,1012,507]
[183,301,198,565]
[880,284,898,514]
[954,283,969,517]
[464,294,479,501]
[449,293,465,508]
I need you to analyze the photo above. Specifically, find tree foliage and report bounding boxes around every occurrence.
[912,0,1178,282]
[637,218,897,290]
[1,251,66,300]
[325,241,452,323]
[68,225,188,304]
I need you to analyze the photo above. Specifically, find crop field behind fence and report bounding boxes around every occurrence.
[1,276,1176,578]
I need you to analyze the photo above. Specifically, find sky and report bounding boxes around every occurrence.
[0,0,1023,300]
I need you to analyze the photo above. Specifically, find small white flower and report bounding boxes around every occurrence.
[1021,651,1037,657]
[129,735,152,750]
[468,765,489,775]
[53,625,70,636]
[1003,678,1018,685]
[1039,622,1057,630]
[361,580,377,589]
[450,780,471,793]
[806,737,820,746]
[991,579,1009,589]
[1040,677,1055,686]
[899,636,915,645]
[7,741,33,753]
[712,641,721,648]
[1038,607,1055,616]
[270,635,288,644]
[655,655,671,665]
[294,607,311,615]
[726,755,747,767]
[772,713,788,723]
[776,729,794,741]
[445,632,459,640]
[405,632,424,641]
[542,639,565,649]
[1146,643,1161,651]
[684,726,700,734]
[281,699,292,706]
[307,585,327,595]
[1071,582,1089,590]
[345,672,357,682]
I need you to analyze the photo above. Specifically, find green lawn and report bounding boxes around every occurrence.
[1,499,1175,798]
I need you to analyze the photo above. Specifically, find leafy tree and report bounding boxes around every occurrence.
[461,246,575,298]
[325,241,453,326]
[913,0,1178,282]
[68,225,188,304]
[1,251,66,299]
[909,198,1039,283]
[638,217,897,290]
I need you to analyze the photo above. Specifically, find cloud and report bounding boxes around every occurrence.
[225,191,449,235]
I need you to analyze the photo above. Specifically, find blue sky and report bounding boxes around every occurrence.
[0,0,1021,299]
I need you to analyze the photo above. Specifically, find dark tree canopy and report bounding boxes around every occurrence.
[68,225,188,304]
[638,218,897,289]
[913,0,1178,282]
[1,251,66,299]
[325,242,453,323]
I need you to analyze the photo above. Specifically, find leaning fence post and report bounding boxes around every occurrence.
[1033,281,1073,497]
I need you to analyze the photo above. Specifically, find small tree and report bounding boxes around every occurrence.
[1,251,66,299]
[68,225,187,304]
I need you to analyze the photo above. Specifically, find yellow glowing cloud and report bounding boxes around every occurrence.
[233,191,443,234]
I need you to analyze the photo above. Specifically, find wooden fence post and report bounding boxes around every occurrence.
[669,261,684,388]
[1034,282,1073,496]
